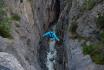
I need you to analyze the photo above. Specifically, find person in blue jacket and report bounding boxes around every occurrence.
[43,31,60,41]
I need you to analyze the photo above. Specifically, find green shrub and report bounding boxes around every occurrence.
[0,0,12,38]
[83,44,96,54]
[0,18,12,38]
[96,14,104,30]
[81,0,95,11]
[83,43,104,65]
[91,50,104,64]
[11,14,20,21]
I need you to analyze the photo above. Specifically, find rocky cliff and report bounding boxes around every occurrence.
[0,0,104,70]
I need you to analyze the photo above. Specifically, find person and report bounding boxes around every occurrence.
[43,31,60,41]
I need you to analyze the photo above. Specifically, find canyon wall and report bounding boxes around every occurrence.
[0,0,104,70]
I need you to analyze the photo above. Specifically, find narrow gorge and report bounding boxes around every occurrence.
[0,0,104,70]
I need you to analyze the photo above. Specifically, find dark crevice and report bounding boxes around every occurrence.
[54,0,60,22]
[48,0,60,27]
[38,0,69,70]
[20,0,23,3]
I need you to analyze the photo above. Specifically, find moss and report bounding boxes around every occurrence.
[83,43,104,65]
[11,14,20,21]
[81,0,95,11]
[96,14,104,30]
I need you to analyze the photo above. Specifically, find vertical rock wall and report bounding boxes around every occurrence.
[0,0,42,70]
[0,0,104,70]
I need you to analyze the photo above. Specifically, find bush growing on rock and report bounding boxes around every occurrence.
[0,0,12,38]
[91,49,104,64]
[0,18,12,38]
[83,44,95,55]
[83,43,104,64]
[81,0,95,11]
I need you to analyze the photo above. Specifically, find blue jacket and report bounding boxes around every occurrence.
[43,31,60,41]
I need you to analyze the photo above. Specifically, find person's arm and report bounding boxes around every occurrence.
[42,32,49,37]
[56,36,60,41]
[54,34,60,41]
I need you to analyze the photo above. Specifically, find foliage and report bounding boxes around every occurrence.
[83,44,96,55]
[83,13,104,64]
[91,50,104,64]
[81,0,95,11]
[83,43,104,64]
[0,0,12,38]
[0,18,12,38]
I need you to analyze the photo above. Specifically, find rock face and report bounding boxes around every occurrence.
[0,0,104,70]
[0,52,24,70]
[64,0,104,70]
[0,0,41,70]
